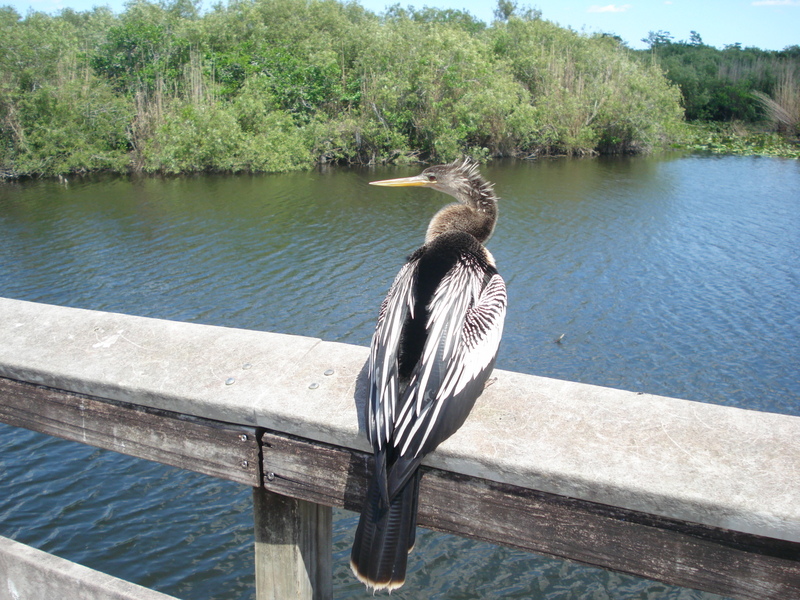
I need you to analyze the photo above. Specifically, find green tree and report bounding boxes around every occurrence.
[0,0,695,176]
[634,38,799,122]
[494,19,682,154]
[91,1,193,94]
[0,8,133,175]
[642,30,674,49]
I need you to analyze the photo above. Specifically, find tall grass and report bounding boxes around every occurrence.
[754,63,800,135]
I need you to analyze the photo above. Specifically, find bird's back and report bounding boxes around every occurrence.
[371,230,505,496]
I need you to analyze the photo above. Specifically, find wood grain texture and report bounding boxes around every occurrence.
[0,377,260,486]
[261,430,800,600]
[3,372,799,599]
[253,487,332,600]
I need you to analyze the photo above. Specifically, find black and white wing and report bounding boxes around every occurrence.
[388,253,506,494]
[366,258,418,453]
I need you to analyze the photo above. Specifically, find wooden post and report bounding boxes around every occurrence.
[253,487,332,600]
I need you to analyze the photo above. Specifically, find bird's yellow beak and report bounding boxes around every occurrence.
[369,174,430,187]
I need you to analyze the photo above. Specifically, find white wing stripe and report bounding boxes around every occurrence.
[367,260,419,451]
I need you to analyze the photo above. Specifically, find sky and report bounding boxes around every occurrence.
[4,0,799,51]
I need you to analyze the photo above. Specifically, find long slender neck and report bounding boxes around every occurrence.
[425,177,499,244]
[425,201,497,245]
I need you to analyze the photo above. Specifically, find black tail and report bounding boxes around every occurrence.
[350,469,420,591]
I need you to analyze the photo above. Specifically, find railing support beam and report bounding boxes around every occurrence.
[253,487,332,600]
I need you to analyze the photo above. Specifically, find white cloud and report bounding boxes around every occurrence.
[588,4,632,12]
[752,0,800,5]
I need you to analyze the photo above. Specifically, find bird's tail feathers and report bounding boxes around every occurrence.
[350,470,420,591]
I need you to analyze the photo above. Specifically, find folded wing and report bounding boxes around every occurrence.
[388,254,506,496]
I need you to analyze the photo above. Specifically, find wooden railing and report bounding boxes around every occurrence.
[0,297,799,600]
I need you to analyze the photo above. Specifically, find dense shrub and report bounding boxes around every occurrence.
[492,19,683,154]
[2,0,747,177]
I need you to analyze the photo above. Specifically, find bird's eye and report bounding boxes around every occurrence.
[426,174,437,182]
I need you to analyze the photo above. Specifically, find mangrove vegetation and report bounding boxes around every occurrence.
[0,0,797,177]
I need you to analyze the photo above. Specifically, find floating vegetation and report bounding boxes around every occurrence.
[676,123,800,158]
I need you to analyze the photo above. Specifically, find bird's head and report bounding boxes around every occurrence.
[370,158,496,209]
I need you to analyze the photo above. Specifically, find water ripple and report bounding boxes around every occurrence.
[3,157,799,599]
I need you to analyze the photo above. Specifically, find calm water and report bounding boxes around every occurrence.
[1,155,799,599]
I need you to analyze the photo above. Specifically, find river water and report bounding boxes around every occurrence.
[1,155,798,599]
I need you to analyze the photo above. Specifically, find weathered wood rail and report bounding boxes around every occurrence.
[0,297,799,599]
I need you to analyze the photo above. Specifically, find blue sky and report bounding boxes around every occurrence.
[5,0,798,51]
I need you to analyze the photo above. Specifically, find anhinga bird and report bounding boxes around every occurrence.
[351,158,507,591]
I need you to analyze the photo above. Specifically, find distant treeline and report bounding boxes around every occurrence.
[0,0,797,176]
[636,30,800,126]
